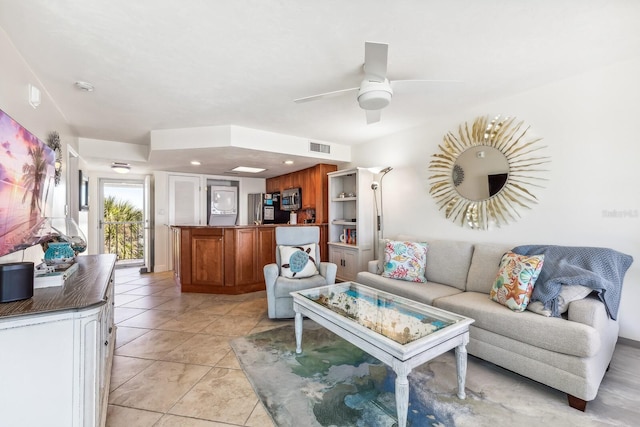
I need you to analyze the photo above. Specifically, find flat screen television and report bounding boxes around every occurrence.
[0,109,55,257]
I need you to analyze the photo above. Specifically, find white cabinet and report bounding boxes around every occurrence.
[0,255,116,427]
[169,174,202,225]
[327,168,374,281]
[329,245,359,281]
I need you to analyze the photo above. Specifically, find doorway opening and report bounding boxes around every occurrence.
[99,179,146,268]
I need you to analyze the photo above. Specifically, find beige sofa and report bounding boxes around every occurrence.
[355,239,620,411]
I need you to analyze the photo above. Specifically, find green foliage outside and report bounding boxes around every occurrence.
[103,196,143,260]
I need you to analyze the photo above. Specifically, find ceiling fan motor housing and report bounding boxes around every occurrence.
[357,79,393,110]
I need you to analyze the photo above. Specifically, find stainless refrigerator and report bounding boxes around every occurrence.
[247,192,289,225]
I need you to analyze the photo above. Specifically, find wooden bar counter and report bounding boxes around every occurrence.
[172,224,328,294]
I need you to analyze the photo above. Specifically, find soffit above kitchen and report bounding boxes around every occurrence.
[79,125,351,177]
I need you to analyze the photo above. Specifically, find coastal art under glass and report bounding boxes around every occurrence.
[428,115,550,229]
[0,109,56,256]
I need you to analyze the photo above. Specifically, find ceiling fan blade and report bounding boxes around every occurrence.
[390,79,464,87]
[364,41,388,81]
[294,87,359,104]
[366,109,381,124]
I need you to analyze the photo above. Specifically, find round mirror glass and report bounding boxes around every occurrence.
[453,146,509,201]
[428,115,550,229]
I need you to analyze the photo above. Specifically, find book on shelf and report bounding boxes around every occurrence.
[34,261,79,289]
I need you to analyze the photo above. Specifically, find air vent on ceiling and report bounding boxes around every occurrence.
[309,142,330,154]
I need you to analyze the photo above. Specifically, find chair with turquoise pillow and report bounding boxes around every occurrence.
[264,226,337,319]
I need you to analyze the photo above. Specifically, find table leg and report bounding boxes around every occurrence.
[393,362,411,427]
[294,311,303,354]
[455,343,468,399]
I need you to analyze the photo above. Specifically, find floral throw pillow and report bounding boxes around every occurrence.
[381,240,428,283]
[279,244,319,279]
[490,251,545,312]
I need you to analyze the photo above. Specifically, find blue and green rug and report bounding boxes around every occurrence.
[230,321,635,427]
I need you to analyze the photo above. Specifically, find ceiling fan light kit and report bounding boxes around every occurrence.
[295,41,457,124]
[357,79,393,110]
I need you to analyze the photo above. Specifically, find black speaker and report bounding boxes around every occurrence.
[0,262,34,303]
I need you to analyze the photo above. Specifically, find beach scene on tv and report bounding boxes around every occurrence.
[0,109,55,257]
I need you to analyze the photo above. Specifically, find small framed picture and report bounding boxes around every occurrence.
[79,170,89,211]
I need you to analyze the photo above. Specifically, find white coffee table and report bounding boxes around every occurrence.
[291,282,474,427]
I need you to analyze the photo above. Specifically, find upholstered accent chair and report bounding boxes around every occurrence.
[264,226,337,319]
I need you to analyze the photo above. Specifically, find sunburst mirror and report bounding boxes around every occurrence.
[428,115,550,229]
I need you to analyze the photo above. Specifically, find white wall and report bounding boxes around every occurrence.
[0,28,76,265]
[352,57,640,340]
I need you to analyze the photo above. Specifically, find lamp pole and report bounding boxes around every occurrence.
[370,167,392,261]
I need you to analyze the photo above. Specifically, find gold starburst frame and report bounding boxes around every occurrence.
[428,115,550,229]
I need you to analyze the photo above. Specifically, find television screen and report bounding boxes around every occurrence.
[0,109,55,257]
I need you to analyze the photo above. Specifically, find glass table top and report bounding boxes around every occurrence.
[297,282,462,345]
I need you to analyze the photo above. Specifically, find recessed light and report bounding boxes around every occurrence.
[231,166,266,173]
[74,81,94,92]
[283,160,294,165]
[190,160,201,166]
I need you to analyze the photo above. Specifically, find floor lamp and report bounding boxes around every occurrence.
[371,166,392,261]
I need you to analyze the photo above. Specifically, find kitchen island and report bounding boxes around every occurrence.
[172,224,327,294]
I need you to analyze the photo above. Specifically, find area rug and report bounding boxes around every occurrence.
[230,322,628,427]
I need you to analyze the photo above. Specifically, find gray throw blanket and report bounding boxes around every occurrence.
[512,245,633,320]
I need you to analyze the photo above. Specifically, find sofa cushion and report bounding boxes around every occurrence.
[489,251,544,312]
[466,243,513,293]
[434,292,600,358]
[424,240,474,290]
[381,240,428,283]
[356,271,462,305]
[272,274,329,298]
[279,244,319,278]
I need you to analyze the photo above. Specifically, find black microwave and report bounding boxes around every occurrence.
[281,188,301,211]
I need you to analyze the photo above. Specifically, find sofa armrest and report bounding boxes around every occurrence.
[567,295,610,330]
[367,260,379,274]
[319,262,338,285]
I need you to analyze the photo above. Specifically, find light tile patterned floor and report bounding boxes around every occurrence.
[107,267,282,427]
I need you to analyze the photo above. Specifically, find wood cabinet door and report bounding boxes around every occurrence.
[191,230,224,287]
[266,176,280,193]
[234,228,257,285]
[318,224,328,262]
[256,227,276,271]
[301,168,315,210]
[282,173,293,190]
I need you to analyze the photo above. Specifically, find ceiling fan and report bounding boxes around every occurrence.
[294,41,459,124]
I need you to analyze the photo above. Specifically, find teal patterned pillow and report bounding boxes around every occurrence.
[279,244,319,279]
[490,251,545,312]
[381,240,428,283]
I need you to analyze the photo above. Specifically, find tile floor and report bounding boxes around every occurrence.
[107,267,281,427]
[108,267,640,426]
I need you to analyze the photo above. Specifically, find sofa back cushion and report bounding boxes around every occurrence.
[466,243,513,293]
[424,240,474,290]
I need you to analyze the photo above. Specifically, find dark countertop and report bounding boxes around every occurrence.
[0,254,116,320]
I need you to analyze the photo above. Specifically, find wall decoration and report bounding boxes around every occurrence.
[47,131,62,186]
[79,170,89,211]
[0,108,55,256]
[428,115,550,229]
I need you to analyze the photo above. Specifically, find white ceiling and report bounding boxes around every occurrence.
[1,0,639,177]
